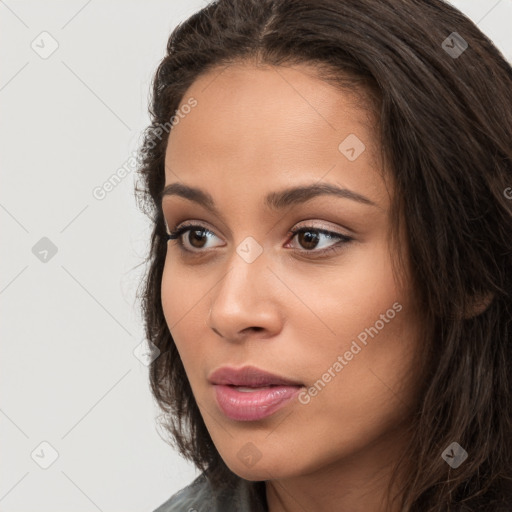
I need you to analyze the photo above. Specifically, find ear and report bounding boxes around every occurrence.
[464,291,494,319]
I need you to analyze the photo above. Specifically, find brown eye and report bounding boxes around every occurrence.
[296,230,321,250]
[187,228,208,249]
[167,223,223,253]
[287,227,354,257]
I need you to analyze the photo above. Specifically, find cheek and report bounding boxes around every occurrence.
[288,235,407,353]
[160,257,177,329]
[161,253,206,324]
[288,238,420,428]
[160,257,205,366]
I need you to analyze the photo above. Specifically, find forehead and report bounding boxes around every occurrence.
[164,62,386,208]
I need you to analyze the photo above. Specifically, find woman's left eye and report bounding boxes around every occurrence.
[166,223,353,257]
[286,227,353,255]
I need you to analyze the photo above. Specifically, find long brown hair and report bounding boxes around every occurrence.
[134,1,512,510]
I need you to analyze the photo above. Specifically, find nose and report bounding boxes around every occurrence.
[207,250,283,343]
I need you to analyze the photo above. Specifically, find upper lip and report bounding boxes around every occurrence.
[208,365,303,387]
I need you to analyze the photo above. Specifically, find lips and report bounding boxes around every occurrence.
[213,385,302,421]
[208,366,303,421]
[208,366,304,421]
[208,365,303,388]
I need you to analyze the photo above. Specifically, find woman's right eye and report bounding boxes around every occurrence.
[167,223,224,253]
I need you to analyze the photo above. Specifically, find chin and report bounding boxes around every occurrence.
[224,450,304,482]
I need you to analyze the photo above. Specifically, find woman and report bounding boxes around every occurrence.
[135,0,512,510]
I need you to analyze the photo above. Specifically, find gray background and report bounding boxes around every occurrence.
[1,1,511,511]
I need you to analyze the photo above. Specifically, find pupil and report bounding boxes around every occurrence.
[300,231,318,250]
[190,229,206,248]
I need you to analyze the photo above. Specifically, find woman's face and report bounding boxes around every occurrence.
[161,62,424,481]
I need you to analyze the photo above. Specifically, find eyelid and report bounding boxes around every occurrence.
[167,219,221,238]
[291,219,351,235]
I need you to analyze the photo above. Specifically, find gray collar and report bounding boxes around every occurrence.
[153,472,268,512]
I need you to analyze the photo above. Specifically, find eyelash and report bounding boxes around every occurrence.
[165,222,353,258]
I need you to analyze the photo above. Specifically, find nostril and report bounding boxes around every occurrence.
[244,327,264,334]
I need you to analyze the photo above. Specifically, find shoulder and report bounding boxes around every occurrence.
[152,473,212,512]
[152,472,267,512]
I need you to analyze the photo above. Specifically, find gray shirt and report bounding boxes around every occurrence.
[153,473,512,511]
[153,472,269,512]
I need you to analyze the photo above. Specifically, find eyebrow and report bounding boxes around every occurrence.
[160,182,378,214]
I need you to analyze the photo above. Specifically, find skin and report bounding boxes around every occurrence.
[160,61,426,512]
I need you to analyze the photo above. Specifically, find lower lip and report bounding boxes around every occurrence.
[213,384,302,421]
